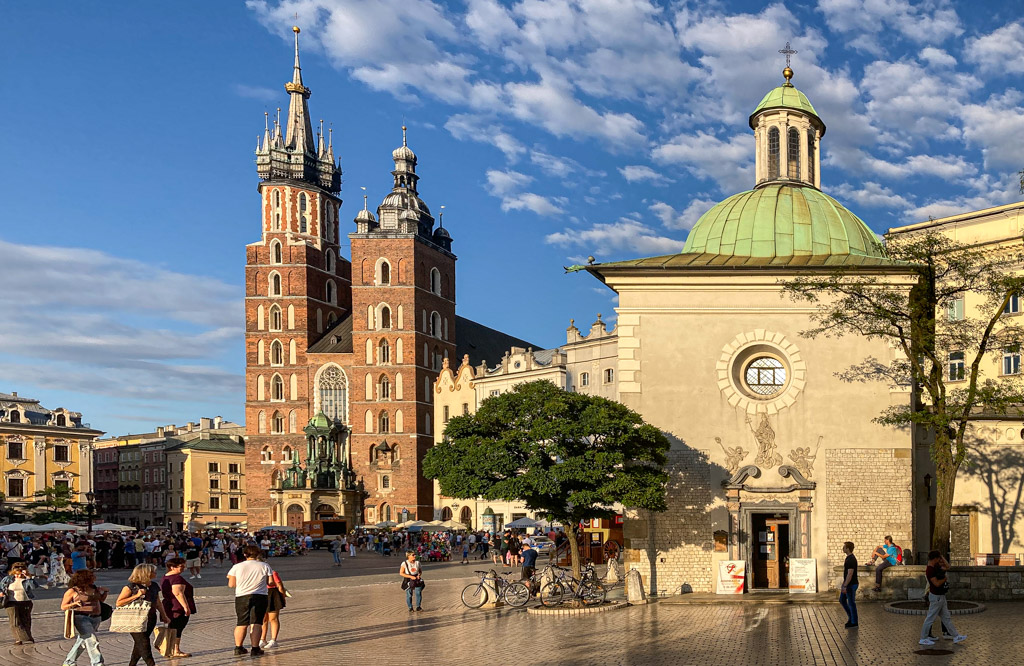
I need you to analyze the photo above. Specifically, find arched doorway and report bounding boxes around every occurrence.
[315,504,336,520]
[459,506,472,528]
[286,504,304,530]
[441,507,453,521]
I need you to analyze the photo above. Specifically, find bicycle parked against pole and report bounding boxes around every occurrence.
[461,569,531,609]
[539,562,607,607]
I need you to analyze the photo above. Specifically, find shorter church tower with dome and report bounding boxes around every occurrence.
[584,64,920,594]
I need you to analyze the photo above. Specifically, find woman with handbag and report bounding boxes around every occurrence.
[114,564,171,666]
[60,570,109,666]
[260,559,288,649]
[399,550,424,612]
[0,562,37,644]
[161,557,196,658]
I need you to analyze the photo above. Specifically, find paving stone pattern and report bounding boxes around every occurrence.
[3,563,1020,666]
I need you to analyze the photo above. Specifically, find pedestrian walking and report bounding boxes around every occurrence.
[349,533,357,558]
[115,564,171,666]
[919,551,966,646]
[399,550,424,612]
[838,541,858,628]
[185,540,202,579]
[227,545,274,657]
[0,562,38,644]
[330,536,343,566]
[461,540,469,564]
[260,562,288,649]
[161,558,196,658]
[60,569,109,666]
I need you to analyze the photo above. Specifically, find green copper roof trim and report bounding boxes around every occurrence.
[749,84,825,135]
[680,183,885,262]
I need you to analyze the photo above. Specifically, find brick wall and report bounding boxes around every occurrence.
[627,448,715,595]
[825,448,913,577]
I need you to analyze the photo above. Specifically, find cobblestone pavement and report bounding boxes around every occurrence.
[3,552,1021,666]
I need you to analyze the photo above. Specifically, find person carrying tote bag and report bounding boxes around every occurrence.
[113,564,171,666]
[60,570,109,666]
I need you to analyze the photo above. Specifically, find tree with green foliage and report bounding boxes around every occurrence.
[27,485,76,522]
[423,380,670,578]
[784,230,1024,554]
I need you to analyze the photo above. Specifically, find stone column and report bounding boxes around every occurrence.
[797,490,813,558]
[78,441,94,500]
[32,437,46,494]
[726,489,741,560]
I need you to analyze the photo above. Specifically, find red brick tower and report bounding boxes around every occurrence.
[244,27,349,528]
[348,127,456,523]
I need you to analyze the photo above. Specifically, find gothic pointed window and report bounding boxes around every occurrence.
[379,340,390,364]
[380,306,392,329]
[261,446,272,462]
[325,250,335,273]
[270,306,282,332]
[271,240,283,264]
[318,365,347,423]
[382,475,390,489]
[299,193,308,233]
[271,340,283,366]
[379,411,390,434]
[326,281,336,305]
[380,261,391,285]
[807,129,815,184]
[430,312,441,338]
[768,127,780,179]
[270,272,282,297]
[380,376,390,400]
[258,411,266,433]
[271,374,284,401]
[788,127,800,179]
[272,411,285,434]
[272,190,281,231]
[430,268,441,295]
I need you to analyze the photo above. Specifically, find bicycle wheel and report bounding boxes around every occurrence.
[461,583,489,609]
[540,581,565,607]
[504,582,530,608]
[582,582,606,606]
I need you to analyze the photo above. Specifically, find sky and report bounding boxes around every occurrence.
[1,0,1023,437]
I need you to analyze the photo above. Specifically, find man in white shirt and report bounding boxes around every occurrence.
[227,545,274,657]
[212,537,225,566]
[303,534,313,550]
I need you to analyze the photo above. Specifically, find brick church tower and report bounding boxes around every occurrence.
[244,27,349,528]
[348,127,457,523]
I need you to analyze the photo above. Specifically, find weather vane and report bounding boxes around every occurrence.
[779,41,797,68]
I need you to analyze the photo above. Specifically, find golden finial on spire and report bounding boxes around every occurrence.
[293,25,300,34]
[402,125,408,147]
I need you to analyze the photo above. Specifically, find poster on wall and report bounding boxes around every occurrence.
[789,558,817,593]
[716,560,746,594]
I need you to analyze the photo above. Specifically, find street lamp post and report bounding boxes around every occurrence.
[85,491,96,532]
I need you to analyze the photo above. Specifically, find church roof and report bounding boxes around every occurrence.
[307,314,353,354]
[455,315,538,368]
[681,183,886,261]
[749,83,824,134]
[587,251,914,272]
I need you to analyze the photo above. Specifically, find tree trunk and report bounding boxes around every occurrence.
[932,457,957,557]
[566,521,582,581]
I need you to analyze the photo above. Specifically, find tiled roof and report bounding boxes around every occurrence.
[165,435,245,454]
[308,314,353,353]
[589,252,916,271]
[455,315,538,367]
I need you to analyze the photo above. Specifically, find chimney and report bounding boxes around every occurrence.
[200,417,213,430]
[157,427,165,437]
[214,416,223,429]
[11,392,16,397]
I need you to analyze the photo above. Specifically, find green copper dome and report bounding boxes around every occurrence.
[749,84,825,135]
[681,183,884,260]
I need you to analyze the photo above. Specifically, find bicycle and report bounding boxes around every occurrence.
[539,563,607,607]
[461,569,531,609]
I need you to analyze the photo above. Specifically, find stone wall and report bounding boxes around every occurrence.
[625,447,716,595]
[825,448,913,577]
[842,565,1024,601]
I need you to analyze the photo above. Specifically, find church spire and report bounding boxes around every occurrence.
[284,26,315,154]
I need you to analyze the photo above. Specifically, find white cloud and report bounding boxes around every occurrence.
[817,0,962,54]
[231,84,279,101]
[854,153,977,181]
[833,182,913,210]
[530,150,587,179]
[619,165,673,186]
[486,169,533,196]
[484,169,565,216]
[649,199,715,231]
[965,22,1024,74]
[960,91,1024,171]
[652,131,753,193]
[445,114,526,161]
[501,192,565,216]
[546,217,685,256]
[919,47,956,69]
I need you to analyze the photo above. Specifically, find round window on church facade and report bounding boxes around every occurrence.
[743,356,787,396]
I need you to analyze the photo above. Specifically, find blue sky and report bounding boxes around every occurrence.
[2,1,1023,436]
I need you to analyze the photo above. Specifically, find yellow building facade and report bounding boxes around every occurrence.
[165,433,247,531]
[0,391,103,516]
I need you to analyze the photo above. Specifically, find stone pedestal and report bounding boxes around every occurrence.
[483,576,504,608]
[626,568,647,605]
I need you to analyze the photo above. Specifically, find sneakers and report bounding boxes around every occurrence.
[196,573,202,579]
[415,607,423,611]
[263,640,278,649]
[234,646,248,656]
[258,640,266,649]
[953,635,967,644]
[250,646,264,658]
[941,634,955,641]
[919,638,936,646]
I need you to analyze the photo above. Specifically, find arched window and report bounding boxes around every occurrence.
[382,475,390,489]
[327,312,336,327]
[257,339,265,365]
[257,304,265,330]
[271,340,283,366]
[288,305,295,329]
[380,376,390,400]
[272,190,281,230]
[807,129,816,184]
[392,444,400,461]
[326,281,335,305]
[380,340,390,364]
[430,312,442,338]
[788,127,800,179]
[258,411,267,433]
[325,249,335,273]
[379,411,390,434]
[319,365,348,423]
[299,193,308,233]
[365,409,373,433]
[441,506,453,520]
[270,305,282,331]
[269,272,282,297]
[272,411,285,434]
[288,410,297,433]
[271,375,284,401]
[261,445,272,461]
[380,305,392,329]
[289,339,297,364]
[432,346,442,371]
[430,268,441,295]
[271,240,282,264]
[767,127,780,179]
[380,261,391,285]
[282,445,292,461]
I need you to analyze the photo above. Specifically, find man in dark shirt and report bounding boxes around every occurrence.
[839,541,858,628]
[919,550,965,645]
[519,542,539,595]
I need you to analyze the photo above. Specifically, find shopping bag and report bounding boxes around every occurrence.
[108,600,151,632]
[154,625,176,657]
[63,610,75,639]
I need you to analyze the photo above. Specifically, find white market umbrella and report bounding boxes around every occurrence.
[0,523,32,532]
[91,522,135,532]
[409,523,448,533]
[438,520,466,530]
[505,517,541,529]
[37,522,85,532]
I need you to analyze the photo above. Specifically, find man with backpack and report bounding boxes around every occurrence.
[868,535,900,591]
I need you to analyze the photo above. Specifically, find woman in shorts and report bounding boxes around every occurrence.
[259,556,288,649]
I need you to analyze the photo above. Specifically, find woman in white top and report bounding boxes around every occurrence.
[399,551,424,612]
[0,562,37,644]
